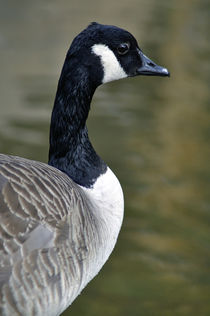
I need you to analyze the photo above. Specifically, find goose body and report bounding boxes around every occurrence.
[0,23,169,315]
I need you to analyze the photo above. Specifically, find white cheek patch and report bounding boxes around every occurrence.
[92,44,127,84]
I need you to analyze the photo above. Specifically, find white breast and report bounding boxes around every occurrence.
[80,167,124,281]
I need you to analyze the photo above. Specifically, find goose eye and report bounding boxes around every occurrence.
[117,43,130,55]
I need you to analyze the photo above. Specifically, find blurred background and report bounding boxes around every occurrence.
[0,0,210,315]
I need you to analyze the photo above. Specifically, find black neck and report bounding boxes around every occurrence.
[48,57,107,188]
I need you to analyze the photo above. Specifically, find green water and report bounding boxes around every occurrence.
[0,0,210,315]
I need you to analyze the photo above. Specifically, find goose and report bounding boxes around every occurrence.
[0,22,169,316]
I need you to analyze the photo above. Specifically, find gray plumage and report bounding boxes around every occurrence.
[0,154,100,315]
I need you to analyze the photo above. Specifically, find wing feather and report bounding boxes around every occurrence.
[0,154,79,279]
[0,154,91,315]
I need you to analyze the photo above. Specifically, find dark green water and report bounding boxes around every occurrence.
[0,1,210,315]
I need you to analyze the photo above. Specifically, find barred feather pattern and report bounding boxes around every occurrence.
[0,154,109,316]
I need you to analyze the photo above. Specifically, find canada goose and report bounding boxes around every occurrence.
[0,22,169,316]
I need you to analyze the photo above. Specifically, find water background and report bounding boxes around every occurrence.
[0,1,210,315]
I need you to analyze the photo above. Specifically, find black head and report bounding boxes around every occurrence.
[66,22,170,86]
[49,23,170,187]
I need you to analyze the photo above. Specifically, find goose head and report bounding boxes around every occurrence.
[49,22,169,187]
[64,22,169,88]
